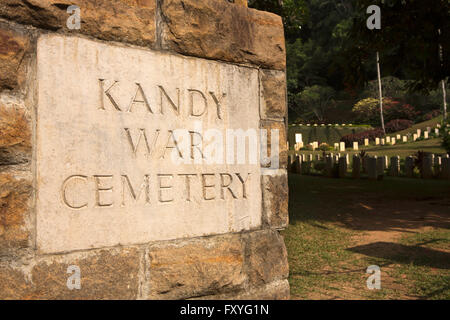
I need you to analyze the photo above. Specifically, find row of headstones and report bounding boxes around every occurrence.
[288,154,450,180]
[293,126,445,152]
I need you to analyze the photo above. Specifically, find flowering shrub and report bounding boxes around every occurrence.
[340,128,385,147]
[383,99,418,121]
[352,97,419,125]
[318,142,333,151]
[422,110,441,121]
[352,98,379,123]
[385,119,413,133]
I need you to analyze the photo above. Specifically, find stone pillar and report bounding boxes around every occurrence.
[352,155,361,179]
[405,156,415,178]
[381,138,385,145]
[434,156,442,176]
[391,138,396,145]
[421,154,433,179]
[0,0,289,300]
[376,157,384,180]
[424,131,429,139]
[382,155,389,170]
[339,142,345,152]
[386,136,391,143]
[362,156,368,173]
[338,157,347,178]
[368,157,378,180]
[364,138,369,146]
[375,138,380,145]
[389,156,400,177]
[294,155,302,174]
[413,134,418,141]
[325,156,334,177]
[402,136,407,143]
[353,141,358,150]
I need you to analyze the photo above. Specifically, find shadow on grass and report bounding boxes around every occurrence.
[347,241,450,269]
[289,174,450,232]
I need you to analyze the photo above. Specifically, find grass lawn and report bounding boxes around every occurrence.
[283,174,450,299]
[395,116,443,136]
[289,137,447,159]
[361,138,447,158]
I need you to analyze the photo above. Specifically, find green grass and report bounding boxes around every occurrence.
[283,174,450,300]
[395,116,443,136]
[289,137,447,160]
[288,125,370,146]
[289,116,444,152]
[361,138,446,157]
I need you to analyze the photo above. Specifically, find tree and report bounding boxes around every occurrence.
[298,85,335,121]
[348,0,450,92]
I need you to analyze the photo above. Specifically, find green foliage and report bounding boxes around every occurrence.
[297,85,336,121]
[349,0,450,91]
[352,97,379,123]
[250,0,449,123]
[248,0,307,40]
[318,142,333,151]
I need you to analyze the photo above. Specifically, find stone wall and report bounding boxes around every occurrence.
[0,0,289,299]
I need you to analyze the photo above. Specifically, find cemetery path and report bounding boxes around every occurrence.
[284,174,450,300]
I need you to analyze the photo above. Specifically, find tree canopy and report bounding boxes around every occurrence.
[249,0,450,122]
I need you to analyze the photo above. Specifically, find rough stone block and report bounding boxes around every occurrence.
[0,173,32,253]
[0,0,157,48]
[160,0,286,70]
[0,103,31,165]
[260,69,287,120]
[0,264,32,299]
[261,170,288,229]
[147,235,246,299]
[197,279,290,300]
[234,0,248,7]
[244,230,289,287]
[0,25,31,91]
[0,248,141,299]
